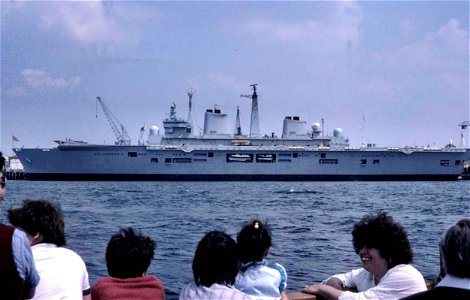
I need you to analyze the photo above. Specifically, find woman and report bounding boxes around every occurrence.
[303,211,427,300]
[180,231,252,300]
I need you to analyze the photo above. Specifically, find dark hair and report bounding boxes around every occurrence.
[352,211,412,268]
[441,218,470,278]
[8,199,66,247]
[106,227,156,279]
[192,231,239,287]
[237,219,272,264]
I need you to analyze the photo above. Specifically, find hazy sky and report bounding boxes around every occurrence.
[1,1,469,155]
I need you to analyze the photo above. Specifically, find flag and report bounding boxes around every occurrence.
[12,135,19,142]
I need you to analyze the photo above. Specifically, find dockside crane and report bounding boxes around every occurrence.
[96,97,131,145]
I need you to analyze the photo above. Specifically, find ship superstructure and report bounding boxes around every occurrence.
[13,86,469,181]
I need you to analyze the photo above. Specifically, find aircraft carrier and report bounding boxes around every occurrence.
[13,85,469,181]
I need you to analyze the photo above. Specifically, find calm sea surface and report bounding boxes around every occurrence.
[1,181,469,298]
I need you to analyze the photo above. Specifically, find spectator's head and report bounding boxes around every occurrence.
[106,227,156,279]
[352,211,413,268]
[237,219,272,264]
[8,199,65,246]
[440,218,470,278]
[192,231,239,287]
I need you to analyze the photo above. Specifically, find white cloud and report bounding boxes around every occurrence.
[239,1,363,52]
[21,69,80,90]
[397,18,468,71]
[39,1,129,48]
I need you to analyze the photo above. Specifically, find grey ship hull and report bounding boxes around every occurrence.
[13,145,468,181]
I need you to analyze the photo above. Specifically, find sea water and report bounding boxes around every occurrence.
[1,181,469,298]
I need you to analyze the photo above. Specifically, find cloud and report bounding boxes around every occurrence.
[21,69,80,90]
[397,18,468,71]
[239,1,363,52]
[38,1,134,48]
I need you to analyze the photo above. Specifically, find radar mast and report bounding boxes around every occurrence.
[241,84,260,138]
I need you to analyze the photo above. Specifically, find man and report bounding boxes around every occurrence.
[0,152,39,299]
[401,218,470,300]
[8,199,91,300]
[92,227,165,300]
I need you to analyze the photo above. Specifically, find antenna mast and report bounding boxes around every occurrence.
[458,121,470,147]
[240,84,260,138]
[187,88,194,136]
[234,106,242,136]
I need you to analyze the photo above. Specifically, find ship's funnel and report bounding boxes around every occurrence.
[203,109,231,137]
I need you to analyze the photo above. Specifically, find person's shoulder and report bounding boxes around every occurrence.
[143,275,165,287]
[389,264,422,276]
[92,277,113,287]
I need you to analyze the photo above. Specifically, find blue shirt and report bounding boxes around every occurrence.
[235,259,287,300]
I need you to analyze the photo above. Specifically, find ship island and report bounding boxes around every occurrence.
[13,85,470,181]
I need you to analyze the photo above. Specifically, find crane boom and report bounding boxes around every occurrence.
[96,97,131,145]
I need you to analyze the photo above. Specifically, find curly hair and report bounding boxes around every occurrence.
[192,231,239,287]
[352,211,412,268]
[106,227,156,278]
[8,199,66,247]
[237,219,272,264]
[441,218,470,278]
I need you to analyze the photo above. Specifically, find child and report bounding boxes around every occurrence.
[92,227,165,300]
[180,231,252,300]
[235,220,288,300]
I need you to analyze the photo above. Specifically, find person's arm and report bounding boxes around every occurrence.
[281,291,289,300]
[12,229,40,299]
[83,294,91,300]
[324,277,345,290]
[302,284,343,300]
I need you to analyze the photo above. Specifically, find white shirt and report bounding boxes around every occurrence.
[180,282,253,300]
[32,243,90,300]
[329,264,427,300]
[437,274,470,290]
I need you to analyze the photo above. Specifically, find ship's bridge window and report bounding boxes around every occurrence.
[165,158,172,164]
[208,152,214,157]
[361,159,367,165]
[293,153,298,158]
[128,152,137,157]
[320,153,326,158]
[151,158,158,163]
[440,160,449,166]
[373,160,380,164]
[455,160,462,165]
